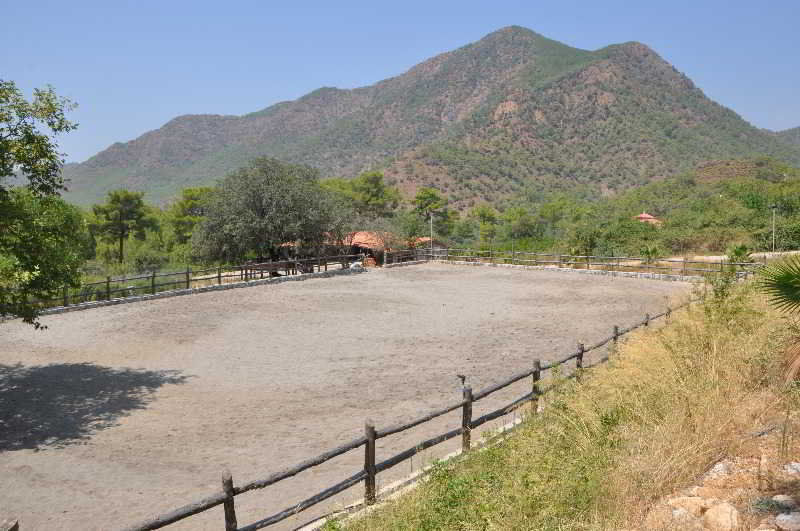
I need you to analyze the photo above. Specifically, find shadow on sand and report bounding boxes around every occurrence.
[0,362,189,451]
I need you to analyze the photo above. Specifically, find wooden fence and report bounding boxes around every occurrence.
[386,248,762,278]
[119,299,693,531]
[13,254,364,312]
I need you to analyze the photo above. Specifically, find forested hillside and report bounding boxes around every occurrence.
[62,26,800,205]
[778,126,800,146]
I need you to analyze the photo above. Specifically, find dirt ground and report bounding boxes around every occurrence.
[0,263,688,530]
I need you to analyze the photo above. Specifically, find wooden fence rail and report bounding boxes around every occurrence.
[10,254,364,314]
[386,248,762,278]
[120,296,695,531]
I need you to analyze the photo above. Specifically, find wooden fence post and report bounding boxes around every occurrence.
[63,285,69,307]
[682,257,687,277]
[106,276,111,300]
[217,266,222,285]
[644,313,650,327]
[576,342,584,372]
[221,469,238,531]
[364,421,377,505]
[151,271,156,295]
[666,306,672,322]
[461,386,473,453]
[531,359,541,415]
[183,268,189,289]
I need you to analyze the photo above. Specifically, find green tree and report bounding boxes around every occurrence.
[168,186,214,244]
[0,80,83,326]
[413,187,446,216]
[92,190,159,263]
[501,206,539,240]
[1,80,77,196]
[470,204,499,245]
[323,171,400,218]
[0,190,88,326]
[193,157,348,262]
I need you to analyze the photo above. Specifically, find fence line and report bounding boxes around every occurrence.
[6,254,364,315]
[121,296,695,531]
[385,248,762,278]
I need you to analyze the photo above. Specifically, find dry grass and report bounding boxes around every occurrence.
[333,283,795,531]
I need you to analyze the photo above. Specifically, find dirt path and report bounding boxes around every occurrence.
[0,264,688,530]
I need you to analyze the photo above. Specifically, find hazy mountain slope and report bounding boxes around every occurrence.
[778,126,800,146]
[62,26,800,205]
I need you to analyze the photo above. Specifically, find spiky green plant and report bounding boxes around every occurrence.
[759,256,800,312]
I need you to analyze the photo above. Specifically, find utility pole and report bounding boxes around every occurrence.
[429,210,434,260]
[771,204,777,253]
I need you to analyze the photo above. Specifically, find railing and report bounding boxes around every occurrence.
[386,249,762,278]
[121,299,693,531]
[15,254,364,312]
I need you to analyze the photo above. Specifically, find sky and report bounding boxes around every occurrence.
[3,0,799,163]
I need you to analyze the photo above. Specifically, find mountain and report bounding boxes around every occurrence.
[777,126,800,146]
[62,26,800,206]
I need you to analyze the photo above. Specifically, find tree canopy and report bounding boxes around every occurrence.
[0,189,89,326]
[0,80,84,326]
[167,186,214,245]
[1,80,77,196]
[193,157,349,262]
[92,190,159,263]
[322,171,400,219]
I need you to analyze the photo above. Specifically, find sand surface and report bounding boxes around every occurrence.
[0,263,687,530]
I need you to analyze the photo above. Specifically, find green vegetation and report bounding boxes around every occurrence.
[0,80,87,326]
[464,157,800,257]
[323,171,400,219]
[192,157,349,262]
[778,126,800,147]
[344,285,795,530]
[91,190,158,263]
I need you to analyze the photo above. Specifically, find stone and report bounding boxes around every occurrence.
[667,496,706,517]
[707,461,732,479]
[643,506,673,529]
[703,502,739,531]
[777,512,800,531]
[784,463,800,476]
[774,495,799,511]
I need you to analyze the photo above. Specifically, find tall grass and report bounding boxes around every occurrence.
[341,283,792,530]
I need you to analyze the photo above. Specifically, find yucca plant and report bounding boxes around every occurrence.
[759,255,800,383]
[759,256,800,312]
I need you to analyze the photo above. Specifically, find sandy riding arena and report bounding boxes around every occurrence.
[0,263,687,530]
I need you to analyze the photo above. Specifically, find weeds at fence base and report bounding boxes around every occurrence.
[344,283,794,530]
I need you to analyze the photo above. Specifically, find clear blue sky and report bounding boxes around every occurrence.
[3,0,798,162]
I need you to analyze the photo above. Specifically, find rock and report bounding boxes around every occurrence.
[643,506,673,529]
[667,496,706,517]
[643,505,704,530]
[774,495,799,511]
[776,512,800,531]
[706,461,732,479]
[784,463,800,476]
[703,502,739,531]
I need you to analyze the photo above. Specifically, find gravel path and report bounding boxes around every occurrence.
[0,263,687,530]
